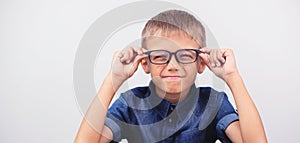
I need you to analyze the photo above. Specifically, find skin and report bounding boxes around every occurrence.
[140,36,205,103]
[74,34,268,143]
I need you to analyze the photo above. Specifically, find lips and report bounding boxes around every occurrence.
[161,75,182,80]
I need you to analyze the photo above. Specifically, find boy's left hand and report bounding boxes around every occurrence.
[199,48,239,82]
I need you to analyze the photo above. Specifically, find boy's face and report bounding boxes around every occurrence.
[141,34,206,98]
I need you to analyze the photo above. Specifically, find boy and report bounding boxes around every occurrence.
[75,10,267,143]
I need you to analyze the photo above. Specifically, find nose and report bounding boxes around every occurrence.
[166,54,180,71]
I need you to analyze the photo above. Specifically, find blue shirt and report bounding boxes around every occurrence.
[105,81,238,143]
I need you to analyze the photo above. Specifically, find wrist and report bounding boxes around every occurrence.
[106,71,126,91]
[224,71,241,84]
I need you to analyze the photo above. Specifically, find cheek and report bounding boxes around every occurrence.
[149,65,165,76]
[184,63,198,72]
[183,65,198,78]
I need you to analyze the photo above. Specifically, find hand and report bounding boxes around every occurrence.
[110,46,147,85]
[199,48,239,82]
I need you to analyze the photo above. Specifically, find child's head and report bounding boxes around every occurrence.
[140,10,206,102]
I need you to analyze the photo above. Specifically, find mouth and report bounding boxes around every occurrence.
[161,76,182,80]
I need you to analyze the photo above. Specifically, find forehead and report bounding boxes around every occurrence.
[145,35,200,51]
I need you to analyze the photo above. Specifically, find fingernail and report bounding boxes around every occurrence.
[211,63,215,67]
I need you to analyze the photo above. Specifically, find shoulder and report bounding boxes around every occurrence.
[196,86,235,122]
[197,86,227,104]
[115,86,153,110]
[121,86,150,99]
[198,87,239,134]
[197,86,233,112]
[198,86,226,96]
[108,86,151,117]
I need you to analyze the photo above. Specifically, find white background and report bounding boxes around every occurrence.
[1,0,300,142]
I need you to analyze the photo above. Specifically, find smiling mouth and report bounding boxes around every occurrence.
[162,76,182,80]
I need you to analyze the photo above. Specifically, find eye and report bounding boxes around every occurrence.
[178,52,194,60]
[150,52,169,62]
[180,54,193,59]
[153,55,168,61]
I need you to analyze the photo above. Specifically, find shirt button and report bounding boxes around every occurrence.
[169,118,172,123]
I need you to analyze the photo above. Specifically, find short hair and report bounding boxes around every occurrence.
[141,9,206,48]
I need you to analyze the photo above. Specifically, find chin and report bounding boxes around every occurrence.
[166,91,182,96]
[165,85,182,94]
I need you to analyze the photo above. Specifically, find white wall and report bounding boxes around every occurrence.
[0,0,299,142]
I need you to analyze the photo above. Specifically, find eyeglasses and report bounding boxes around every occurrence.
[144,49,201,65]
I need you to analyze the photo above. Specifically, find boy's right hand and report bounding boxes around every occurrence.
[110,46,147,85]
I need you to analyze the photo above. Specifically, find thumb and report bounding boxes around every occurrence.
[199,52,211,68]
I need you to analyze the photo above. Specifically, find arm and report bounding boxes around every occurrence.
[199,48,267,143]
[74,73,118,143]
[74,47,147,143]
[225,72,267,143]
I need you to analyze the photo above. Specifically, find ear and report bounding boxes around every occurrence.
[141,58,150,74]
[197,59,206,74]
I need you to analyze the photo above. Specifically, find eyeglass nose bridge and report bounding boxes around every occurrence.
[166,51,181,64]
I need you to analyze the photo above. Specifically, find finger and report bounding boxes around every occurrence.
[200,47,211,54]
[129,54,148,76]
[119,51,126,63]
[222,48,232,57]
[112,51,124,67]
[200,47,218,67]
[117,51,124,58]
[199,52,208,64]
[122,46,147,64]
[120,50,130,63]
[211,49,222,67]
[199,52,212,69]
[215,49,225,66]
[217,49,226,64]
[128,46,145,63]
[133,54,148,65]
[210,49,218,67]
[127,48,134,63]
[132,46,144,55]
[133,54,148,69]
[141,48,148,53]
[113,51,121,61]
[223,48,236,64]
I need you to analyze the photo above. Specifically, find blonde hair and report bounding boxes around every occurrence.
[142,9,206,48]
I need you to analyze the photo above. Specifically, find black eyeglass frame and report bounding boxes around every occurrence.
[144,49,201,65]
